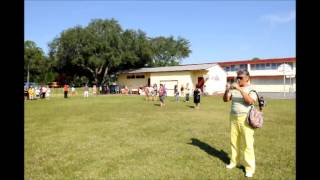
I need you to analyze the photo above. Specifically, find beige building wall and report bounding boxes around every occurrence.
[117,66,228,96]
[251,78,296,92]
[150,71,194,96]
[117,73,149,90]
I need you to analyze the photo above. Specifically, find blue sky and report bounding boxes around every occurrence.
[25,0,296,64]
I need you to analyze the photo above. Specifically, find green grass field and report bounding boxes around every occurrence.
[25,94,295,180]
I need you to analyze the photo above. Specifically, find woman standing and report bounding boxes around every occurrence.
[46,86,51,100]
[159,84,166,107]
[223,70,257,178]
[93,85,97,96]
[63,84,69,98]
[83,84,89,98]
[185,83,190,102]
[174,85,179,102]
[180,85,185,98]
[152,83,158,101]
[193,84,201,109]
[71,85,76,96]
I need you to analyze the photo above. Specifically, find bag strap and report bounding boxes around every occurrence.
[248,90,263,111]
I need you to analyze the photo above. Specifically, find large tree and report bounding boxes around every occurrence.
[24,40,55,84]
[114,29,153,71]
[150,36,191,66]
[49,19,126,84]
[48,18,191,85]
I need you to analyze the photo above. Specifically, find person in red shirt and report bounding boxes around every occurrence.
[64,84,69,98]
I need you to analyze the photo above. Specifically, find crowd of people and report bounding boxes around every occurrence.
[24,83,134,100]
[24,85,51,100]
[25,82,213,109]
[141,82,203,109]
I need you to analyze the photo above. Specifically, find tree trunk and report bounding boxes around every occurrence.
[102,66,109,85]
[79,64,96,84]
[94,76,98,85]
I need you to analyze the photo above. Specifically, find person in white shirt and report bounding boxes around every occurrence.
[41,86,47,99]
[71,86,76,96]
[46,86,51,99]
[83,84,89,98]
[35,87,40,99]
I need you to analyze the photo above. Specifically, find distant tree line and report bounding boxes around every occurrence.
[24,18,192,86]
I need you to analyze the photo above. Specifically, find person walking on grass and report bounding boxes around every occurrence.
[144,85,150,101]
[99,85,102,95]
[41,85,47,99]
[152,83,158,101]
[83,84,89,98]
[46,86,51,100]
[193,84,201,109]
[28,86,34,100]
[180,85,185,98]
[63,84,69,98]
[93,84,97,96]
[223,70,258,178]
[71,85,76,96]
[185,83,190,102]
[174,84,179,102]
[159,84,166,107]
[24,87,28,101]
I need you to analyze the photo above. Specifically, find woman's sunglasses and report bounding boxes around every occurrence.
[236,76,244,80]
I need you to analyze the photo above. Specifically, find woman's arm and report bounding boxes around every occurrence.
[223,83,232,102]
[231,83,255,105]
[238,89,255,105]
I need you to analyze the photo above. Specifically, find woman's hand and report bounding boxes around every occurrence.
[231,83,241,90]
[226,83,231,90]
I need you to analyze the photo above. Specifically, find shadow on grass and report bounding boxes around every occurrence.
[187,138,230,164]
[153,104,161,106]
[188,138,246,173]
[187,105,195,109]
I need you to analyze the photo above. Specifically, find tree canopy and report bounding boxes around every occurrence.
[46,18,192,85]
[24,40,56,84]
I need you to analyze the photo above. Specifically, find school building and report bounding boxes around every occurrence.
[217,57,296,93]
[117,63,227,96]
[117,57,296,96]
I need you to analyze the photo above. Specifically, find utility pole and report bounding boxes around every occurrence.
[283,63,286,97]
[27,63,30,88]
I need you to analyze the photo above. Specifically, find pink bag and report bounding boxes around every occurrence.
[247,107,263,129]
[246,90,265,129]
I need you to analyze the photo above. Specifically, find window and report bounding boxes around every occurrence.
[256,64,260,70]
[240,64,247,70]
[135,75,145,79]
[231,65,236,71]
[224,66,230,71]
[127,75,135,79]
[265,63,271,69]
[271,63,277,69]
[277,63,281,68]
[260,64,265,70]
[250,64,256,70]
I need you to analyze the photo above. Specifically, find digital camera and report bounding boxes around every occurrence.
[258,96,266,108]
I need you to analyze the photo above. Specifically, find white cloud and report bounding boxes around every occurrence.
[261,10,296,26]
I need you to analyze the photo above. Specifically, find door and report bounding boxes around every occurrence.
[198,77,204,92]
[160,80,178,96]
